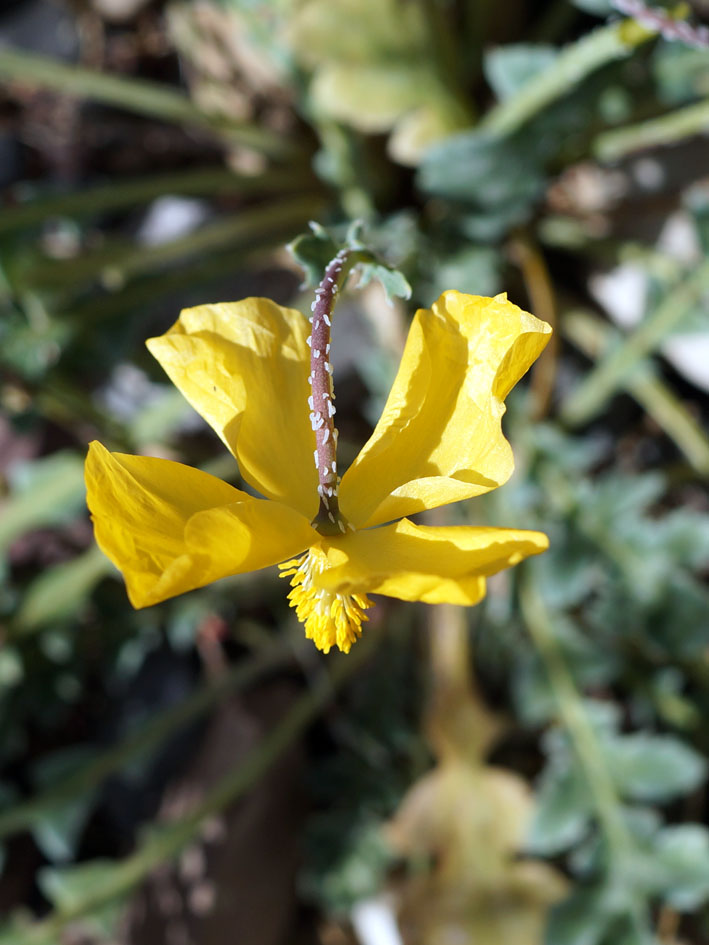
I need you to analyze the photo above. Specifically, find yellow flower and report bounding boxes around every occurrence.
[85,290,551,654]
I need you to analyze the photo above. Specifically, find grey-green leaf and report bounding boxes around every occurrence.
[287,223,340,286]
[652,825,709,910]
[0,452,86,556]
[528,763,592,856]
[484,44,558,103]
[603,734,707,803]
[355,262,412,303]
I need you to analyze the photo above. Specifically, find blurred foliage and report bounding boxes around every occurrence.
[1,0,709,943]
[387,603,567,944]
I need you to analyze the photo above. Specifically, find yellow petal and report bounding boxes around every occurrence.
[146,298,318,519]
[315,518,549,605]
[339,291,551,528]
[85,441,315,608]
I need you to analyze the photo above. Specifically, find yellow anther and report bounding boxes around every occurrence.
[279,548,373,654]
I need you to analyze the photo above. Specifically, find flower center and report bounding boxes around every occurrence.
[279,547,373,654]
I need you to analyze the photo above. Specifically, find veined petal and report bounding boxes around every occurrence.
[85,441,315,608]
[146,299,318,519]
[339,291,551,528]
[314,518,549,605]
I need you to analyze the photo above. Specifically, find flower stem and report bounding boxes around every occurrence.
[308,248,366,536]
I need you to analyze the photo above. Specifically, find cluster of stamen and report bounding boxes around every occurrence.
[307,248,354,537]
[279,548,373,654]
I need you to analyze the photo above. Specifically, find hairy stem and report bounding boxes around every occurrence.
[308,248,367,535]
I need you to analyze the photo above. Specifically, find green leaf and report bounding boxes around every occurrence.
[288,222,411,301]
[301,821,393,914]
[310,62,438,131]
[653,44,709,107]
[513,653,557,725]
[547,878,654,945]
[545,887,613,945]
[16,546,113,633]
[603,734,706,803]
[0,783,18,810]
[0,308,72,381]
[419,131,545,207]
[0,452,86,556]
[33,797,95,863]
[687,183,709,256]
[38,859,122,912]
[289,0,470,163]
[417,130,546,243]
[459,203,534,242]
[652,824,709,910]
[355,262,411,303]
[425,245,501,302]
[660,510,709,570]
[484,44,558,103]
[528,762,592,856]
[287,222,341,287]
[534,545,598,610]
[0,649,23,691]
[32,745,96,788]
[570,0,614,13]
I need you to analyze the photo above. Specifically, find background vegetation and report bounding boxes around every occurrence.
[1,0,709,942]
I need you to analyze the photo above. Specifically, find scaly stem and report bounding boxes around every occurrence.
[611,0,709,49]
[308,248,366,535]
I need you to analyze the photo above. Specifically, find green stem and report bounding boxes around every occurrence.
[0,47,295,160]
[14,546,113,633]
[314,122,376,221]
[23,195,325,295]
[0,635,378,944]
[563,309,709,476]
[519,575,644,931]
[480,16,655,138]
[561,258,709,427]
[595,98,709,162]
[521,578,627,845]
[57,244,287,327]
[0,455,85,555]
[0,644,293,839]
[0,167,312,236]
[97,196,325,287]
